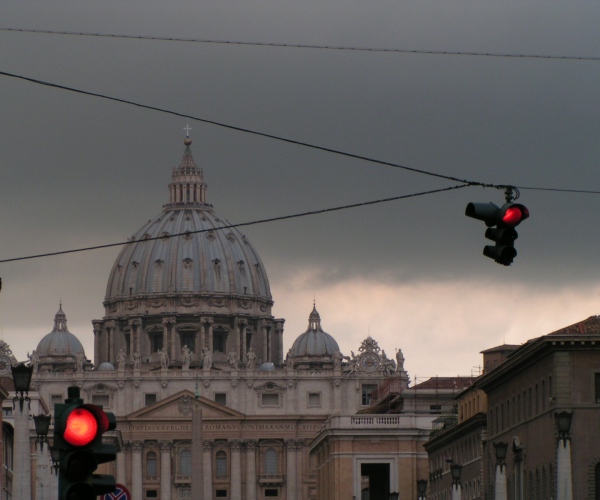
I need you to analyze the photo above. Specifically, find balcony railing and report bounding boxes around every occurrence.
[259,474,285,485]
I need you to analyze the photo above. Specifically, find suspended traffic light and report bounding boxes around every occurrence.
[54,386,118,500]
[465,199,529,266]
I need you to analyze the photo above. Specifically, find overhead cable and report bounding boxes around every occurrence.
[1,27,599,62]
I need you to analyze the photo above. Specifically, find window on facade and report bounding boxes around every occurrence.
[124,333,131,355]
[429,404,442,414]
[264,448,278,475]
[92,394,110,408]
[151,334,163,353]
[214,330,228,353]
[180,450,192,476]
[145,393,157,406]
[265,489,279,497]
[595,373,600,403]
[361,384,378,406]
[146,452,158,479]
[51,394,64,408]
[2,407,12,417]
[216,490,228,498]
[308,393,321,407]
[180,331,195,353]
[215,393,227,406]
[146,491,158,498]
[216,451,228,478]
[262,394,279,406]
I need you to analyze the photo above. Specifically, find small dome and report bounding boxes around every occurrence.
[97,362,115,371]
[36,305,85,360]
[259,362,275,371]
[290,306,339,357]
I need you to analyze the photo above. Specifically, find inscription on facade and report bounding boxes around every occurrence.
[121,422,322,433]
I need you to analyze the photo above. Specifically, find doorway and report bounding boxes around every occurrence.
[360,463,390,500]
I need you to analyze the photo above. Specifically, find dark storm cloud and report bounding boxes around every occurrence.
[1,0,599,369]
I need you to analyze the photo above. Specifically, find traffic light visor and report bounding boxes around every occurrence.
[64,408,98,447]
[500,204,529,226]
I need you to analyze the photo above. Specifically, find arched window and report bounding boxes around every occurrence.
[180,449,192,476]
[146,451,158,479]
[264,448,278,475]
[216,451,227,478]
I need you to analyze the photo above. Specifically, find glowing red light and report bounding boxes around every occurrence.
[64,408,98,447]
[502,206,528,226]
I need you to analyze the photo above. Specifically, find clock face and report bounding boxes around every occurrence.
[0,355,11,376]
[359,352,380,372]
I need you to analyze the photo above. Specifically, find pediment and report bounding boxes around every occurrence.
[127,390,245,420]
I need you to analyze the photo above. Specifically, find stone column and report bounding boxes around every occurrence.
[230,440,242,500]
[238,319,248,364]
[128,318,141,360]
[131,441,144,500]
[451,484,462,500]
[160,441,172,500]
[296,440,304,499]
[35,443,50,500]
[162,318,172,358]
[117,442,128,487]
[557,438,573,500]
[191,406,204,500]
[14,402,31,500]
[276,321,284,365]
[285,440,297,500]
[261,320,268,364]
[245,440,257,500]
[203,440,213,500]
[93,321,102,367]
[205,318,214,352]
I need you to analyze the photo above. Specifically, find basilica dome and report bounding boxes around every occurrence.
[36,305,85,367]
[104,137,271,302]
[290,306,339,358]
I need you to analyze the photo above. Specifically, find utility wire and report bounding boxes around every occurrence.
[1,70,599,197]
[0,184,469,264]
[1,27,599,62]
[0,69,493,188]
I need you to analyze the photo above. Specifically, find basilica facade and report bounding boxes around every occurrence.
[3,137,465,500]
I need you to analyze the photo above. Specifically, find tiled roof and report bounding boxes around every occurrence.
[411,376,477,390]
[547,315,600,336]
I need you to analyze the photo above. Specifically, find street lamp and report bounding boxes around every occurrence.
[555,411,573,441]
[417,479,428,499]
[49,445,61,475]
[389,492,399,500]
[33,414,52,451]
[450,463,463,485]
[11,362,33,411]
[494,441,508,465]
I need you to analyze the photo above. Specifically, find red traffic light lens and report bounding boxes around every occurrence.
[64,408,98,447]
[501,205,529,226]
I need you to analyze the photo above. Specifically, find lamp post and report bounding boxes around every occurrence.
[555,411,573,500]
[389,492,399,500]
[493,442,508,500]
[11,362,34,500]
[450,463,462,500]
[417,479,428,499]
[33,414,51,451]
[11,362,33,411]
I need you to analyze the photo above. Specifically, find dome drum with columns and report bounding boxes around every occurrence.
[95,137,284,369]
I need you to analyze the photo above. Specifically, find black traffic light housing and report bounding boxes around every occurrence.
[54,386,118,500]
[465,193,529,266]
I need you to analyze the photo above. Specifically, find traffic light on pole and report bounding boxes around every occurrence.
[54,386,118,500]
[465,201,529,265]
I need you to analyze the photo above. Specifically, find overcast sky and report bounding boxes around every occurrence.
[1,0,600,379]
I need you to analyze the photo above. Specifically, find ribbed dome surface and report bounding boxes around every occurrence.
[36,305,85,358]
[104,138,271,301]
[290,306,339,357]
